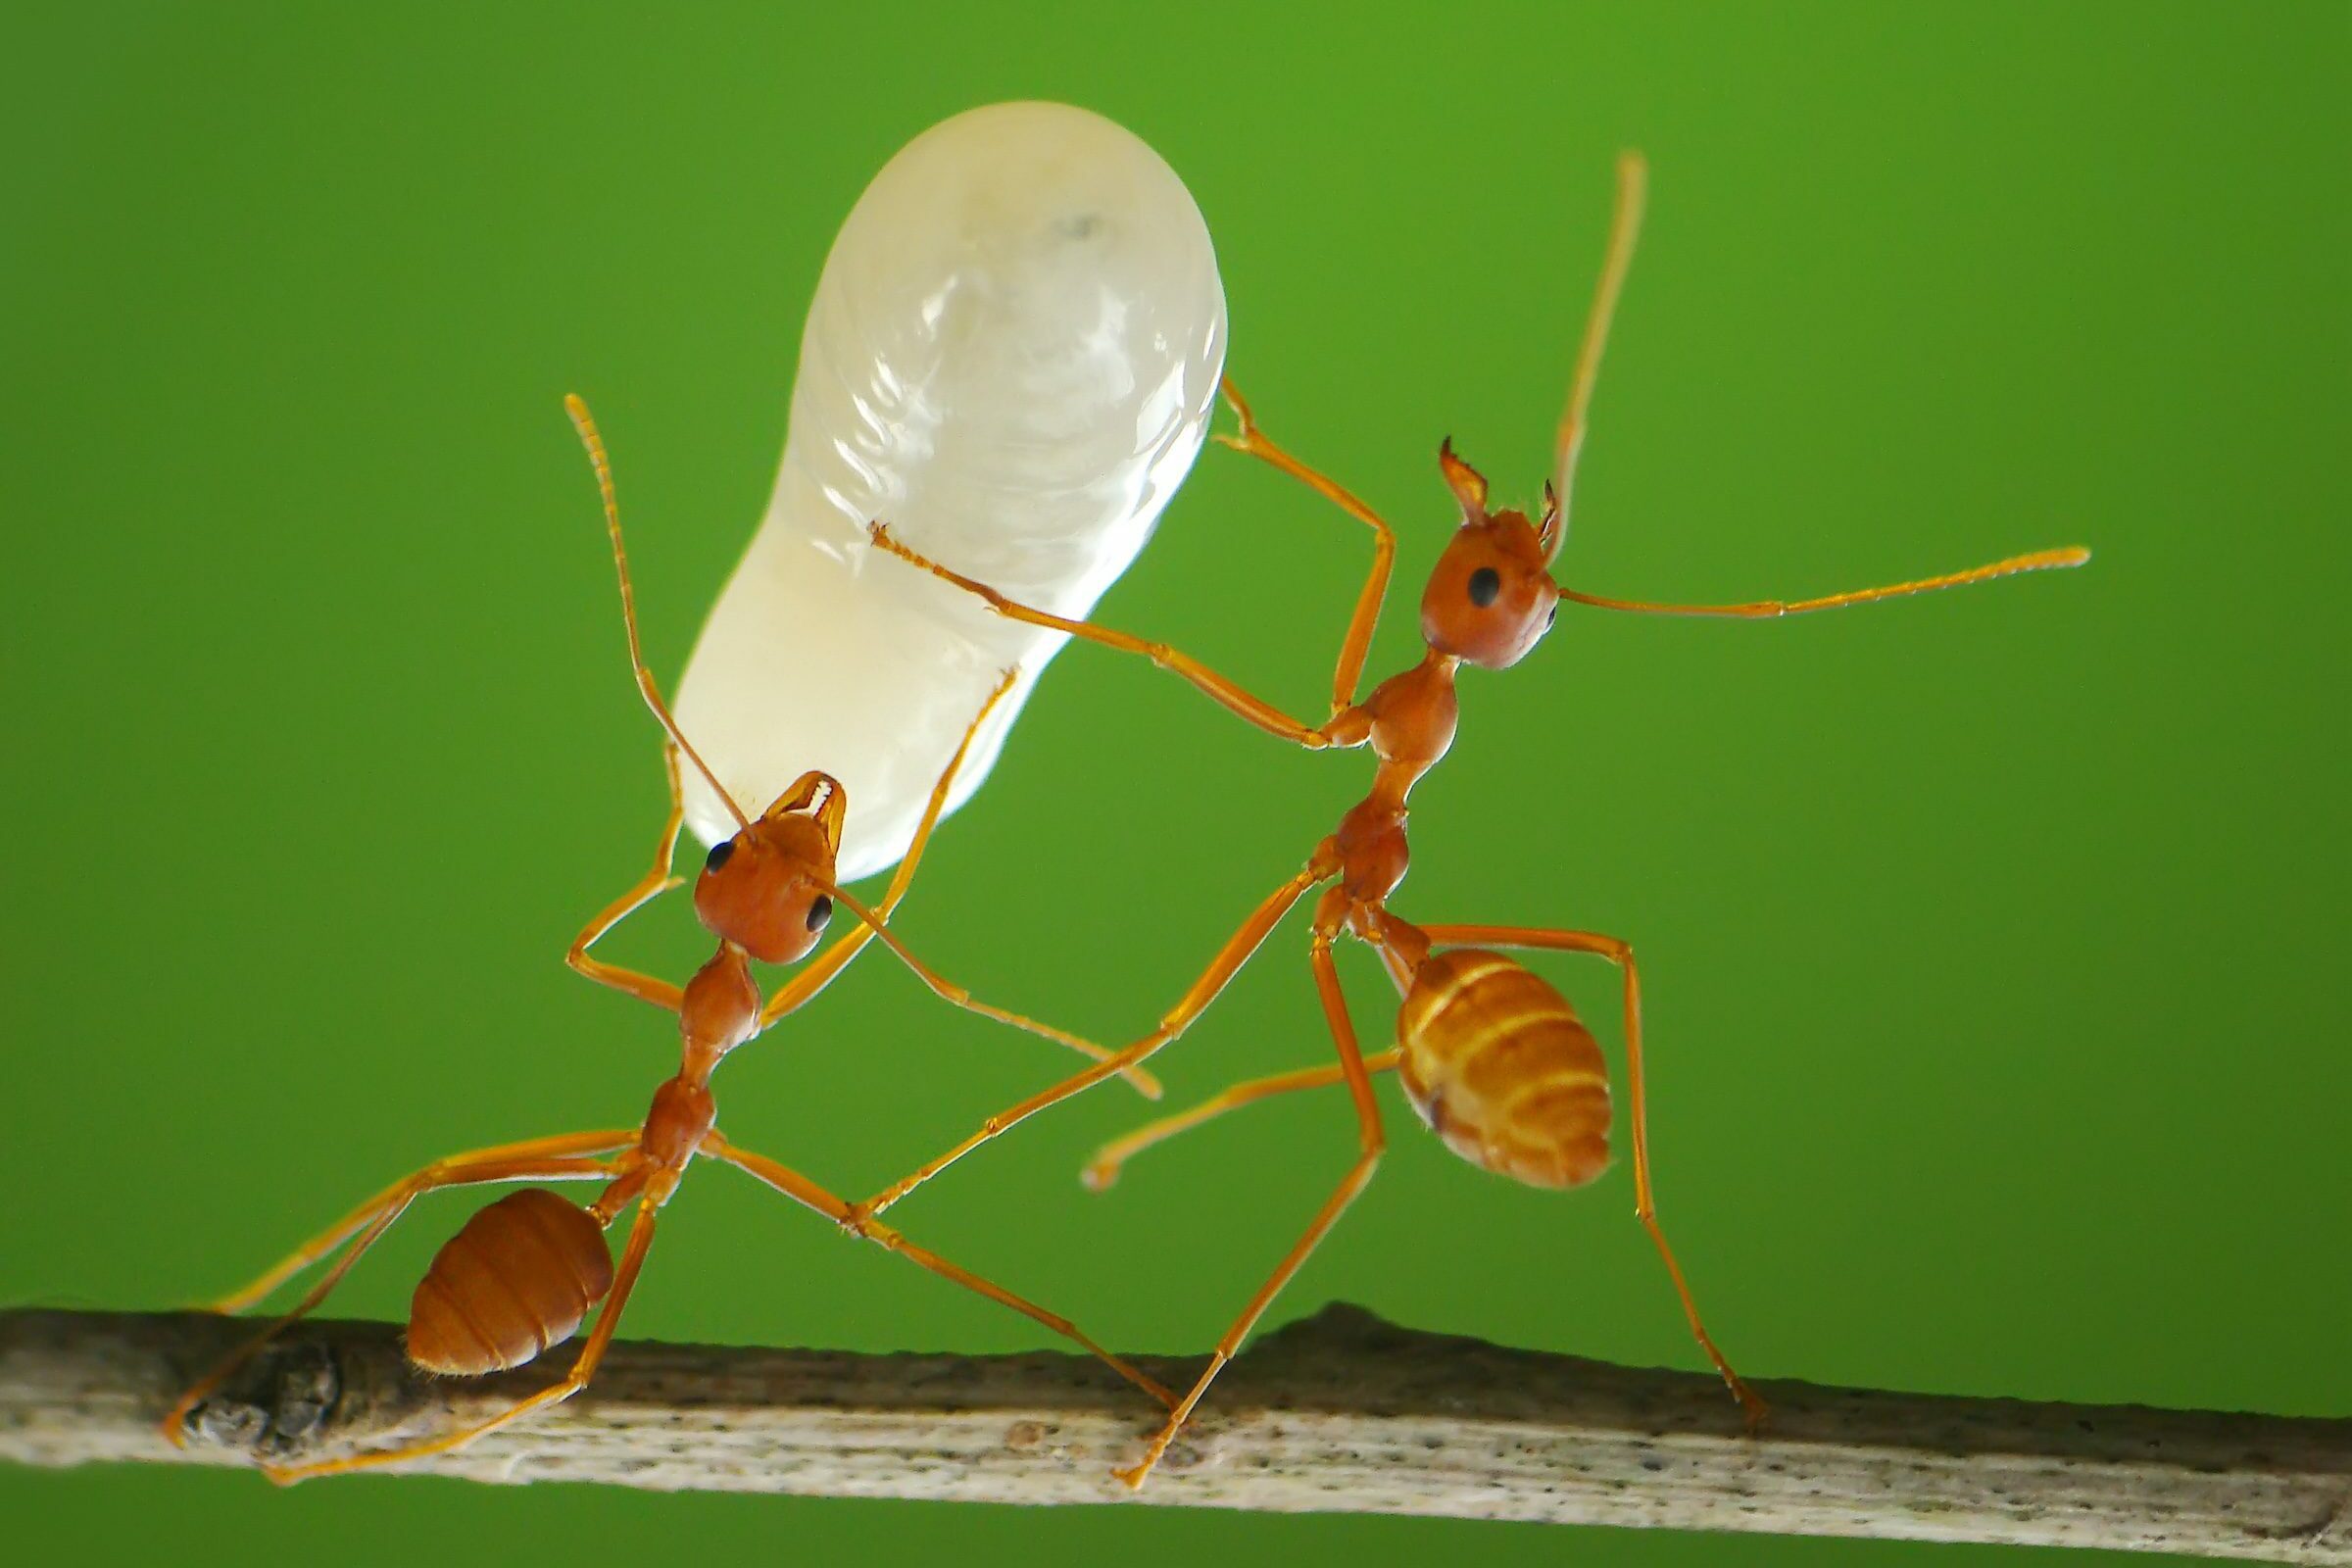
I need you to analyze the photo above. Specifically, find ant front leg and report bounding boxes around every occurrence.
[816,882,1161,1097]
[1215,378,1397,714]
[866,522,1344,752]
[567,740,687,1013]
[1082,1050,1403,1192]
[164,1131,640,1448]
[1115,891,1388,1490]
[849,851,1342,1226]
[1415,920,1764,1427]
[701,1133,1174,1409]
[756,671,1017,1034]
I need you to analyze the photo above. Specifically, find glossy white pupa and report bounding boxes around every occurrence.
[671,102,1228,878]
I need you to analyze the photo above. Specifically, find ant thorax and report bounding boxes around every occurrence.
[679,947,760,1069]
[1357,655,1461,774]
[1329,655,1462,906]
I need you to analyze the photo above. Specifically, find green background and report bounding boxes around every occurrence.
[3,3,2344,1564]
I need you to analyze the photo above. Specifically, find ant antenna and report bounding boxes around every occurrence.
[1556,544,2092,618]
[814,875,1163,1092]
[564,395,751,833]
[1549,149,1648,565]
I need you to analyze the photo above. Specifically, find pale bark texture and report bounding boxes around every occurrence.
[0,1304,2343,1561]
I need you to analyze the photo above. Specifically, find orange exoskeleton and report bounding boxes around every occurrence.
[161,397,1167,1483]
[852,150,2088,1489]
[1395,949,1611,1192]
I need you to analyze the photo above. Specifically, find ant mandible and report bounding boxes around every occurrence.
[851,151,2089,1488]
[161,397,1169,1482]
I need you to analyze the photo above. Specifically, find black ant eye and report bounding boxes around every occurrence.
[1544,604,1557,630]
[806,895,833,932]
[1467,566,1501,608]
[705,840,735,873]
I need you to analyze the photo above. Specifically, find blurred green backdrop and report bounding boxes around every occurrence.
[3,2,2344,1564]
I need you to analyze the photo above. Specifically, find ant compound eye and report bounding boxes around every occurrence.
[1467,566,1501,608]
[806,894,833,932]
[1544,603,1557,630]
[705,840,735,873]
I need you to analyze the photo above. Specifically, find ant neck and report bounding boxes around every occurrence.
[1422,647,1461,680]
[678,944,760,1085]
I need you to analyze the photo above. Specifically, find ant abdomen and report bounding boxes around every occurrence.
[406,1189,614,1376]
[1396,951,1612,1191]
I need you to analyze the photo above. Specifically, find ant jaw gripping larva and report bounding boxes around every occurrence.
[693,789,843,967]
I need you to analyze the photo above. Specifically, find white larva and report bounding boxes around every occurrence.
[670,101,1228,879]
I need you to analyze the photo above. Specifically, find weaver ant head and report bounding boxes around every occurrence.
[692,769,845,965]
[1419,442,1562,670]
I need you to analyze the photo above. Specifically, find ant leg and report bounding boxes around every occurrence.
[1115,915,1386,1490]
[197,1130,642,1315]
[756,671,1019,1034]
[1081,1050,1402,1192]
[164,1134,638,1446]
[264,1198,663,1482]
[863,668,1015,924]
[866,523,1338,751]
[853,854,1340,1224]
[818,882,1160,1097]
[566,740,686,1013]
[1415,921,1763,1425]
[1214,379,1396,713]
[702,1133,1173,1409]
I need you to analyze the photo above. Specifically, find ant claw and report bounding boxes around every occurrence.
[1215,374,1255,420]
[1726,1376,1770,1434]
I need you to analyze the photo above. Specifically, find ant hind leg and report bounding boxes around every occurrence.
[262,1198,664,1483]
[1415,920,1763,1426]
[164,1132,638,1449]
[1115,912,1387,1490]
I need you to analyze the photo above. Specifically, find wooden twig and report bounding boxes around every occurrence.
[0,1304,2342,1560]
